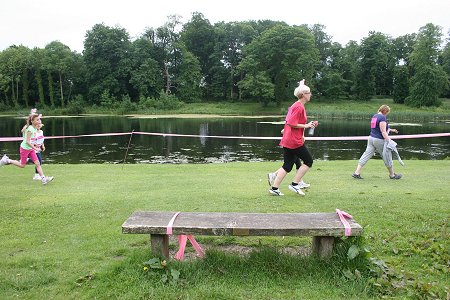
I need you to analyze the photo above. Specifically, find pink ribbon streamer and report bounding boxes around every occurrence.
[165,212,205,260]
[175,235,205,260]
[166,211,181,235]
[336,209,353,236]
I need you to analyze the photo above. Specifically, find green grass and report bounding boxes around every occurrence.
[1,161,449,299]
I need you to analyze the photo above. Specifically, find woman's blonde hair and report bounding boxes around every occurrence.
[378,105,391,114]
[293,79,311,98]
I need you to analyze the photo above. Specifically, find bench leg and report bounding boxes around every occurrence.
[312,236,335,259]
[150,234,169,258]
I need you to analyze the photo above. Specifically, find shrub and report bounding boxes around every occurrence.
[116,95,138,115]
[64,95,86,115]
[139,93,183,111]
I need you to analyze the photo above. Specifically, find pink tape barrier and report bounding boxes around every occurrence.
[0,132,448,142]
[166,211,181,235]
[175,235,205,260]
[336,209,353,236]
[165,212,205,260]
[175,235,188,260]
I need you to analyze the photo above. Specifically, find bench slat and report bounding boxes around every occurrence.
[122,211,363,237]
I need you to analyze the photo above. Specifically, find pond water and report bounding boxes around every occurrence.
[0,115,449,164]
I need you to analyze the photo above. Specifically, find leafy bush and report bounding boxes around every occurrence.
[116,95,138,115]
[100,90,115,108]
[139,93,183,111]
[0,101,10,111]
[64,95,86,115]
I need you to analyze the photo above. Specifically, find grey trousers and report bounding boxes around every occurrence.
[358,136,392,167]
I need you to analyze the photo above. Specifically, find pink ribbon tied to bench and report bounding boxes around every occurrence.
[166,212,205,260]
[336,209,353,236]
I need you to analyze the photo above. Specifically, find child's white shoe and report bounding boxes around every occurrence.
[42,176,54,185]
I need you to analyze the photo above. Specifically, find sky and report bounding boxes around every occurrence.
[1,0,449,53]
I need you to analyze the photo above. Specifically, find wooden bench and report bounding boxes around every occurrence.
[122,211,363,258]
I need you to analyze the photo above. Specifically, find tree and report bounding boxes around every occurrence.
[175,45,202,102]
[392,34,416,66]
[141,15,185,99]
[44,41,76,107]
[392,65,409,103]
[238,24,319,105]
[0,50,12,104]
[32,47,47,106]
[129,38,163,99]
[336,41,360,98]
[406,23,448,107]
[181,12,217,98]
[439,29,450,97]
[212,21,258,100]
[0,46,31,107]
[19,46,33,107]
[355,32,395,100]
[83,23,132,104]
[237,56,274,106]
[309,24,351,99]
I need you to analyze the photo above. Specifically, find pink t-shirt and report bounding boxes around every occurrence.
[280,101,307,149]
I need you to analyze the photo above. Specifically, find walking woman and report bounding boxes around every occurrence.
[0,114,54,185]
[269,80,318,196]
[352,104,402,180]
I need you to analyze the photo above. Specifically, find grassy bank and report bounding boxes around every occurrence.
[3,98,450,120]
[166,98,450,120]
[1,161,449,299]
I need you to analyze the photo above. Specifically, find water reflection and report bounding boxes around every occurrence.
[199,123,208,146]
[0,116,449,164]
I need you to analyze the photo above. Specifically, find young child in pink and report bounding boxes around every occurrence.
[0,114,53,185]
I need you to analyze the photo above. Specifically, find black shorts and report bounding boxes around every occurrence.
[282,145,313,172]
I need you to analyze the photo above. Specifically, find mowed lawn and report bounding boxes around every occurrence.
[1,160,449,299]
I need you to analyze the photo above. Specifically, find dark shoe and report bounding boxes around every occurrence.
[389,173,402,180]
[352,173,363,179]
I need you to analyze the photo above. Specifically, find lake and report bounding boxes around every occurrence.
[0,115,449,163]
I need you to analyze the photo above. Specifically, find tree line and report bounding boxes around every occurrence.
[0,12,449,112]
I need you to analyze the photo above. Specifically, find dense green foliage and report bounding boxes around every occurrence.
[0,13,449,111]
[406,24,449,107]
[1,161,448,299]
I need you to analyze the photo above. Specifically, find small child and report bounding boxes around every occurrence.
[32,122,46,180]
[0,113,53,185]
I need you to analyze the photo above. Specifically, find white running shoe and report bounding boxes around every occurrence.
[267,172,276,186]
[269,188,284,196]
[288,184,305,196]
[0,154,9,166]
[298,181,310,189]
[42,176,54,185]
[33,174,42,180]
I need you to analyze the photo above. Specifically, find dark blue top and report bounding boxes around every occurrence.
[370,113,387,139]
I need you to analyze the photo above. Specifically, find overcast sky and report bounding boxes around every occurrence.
[1,0,449,53]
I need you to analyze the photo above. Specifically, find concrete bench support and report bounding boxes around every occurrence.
[150,234,169,258]
[312,236,335,258]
